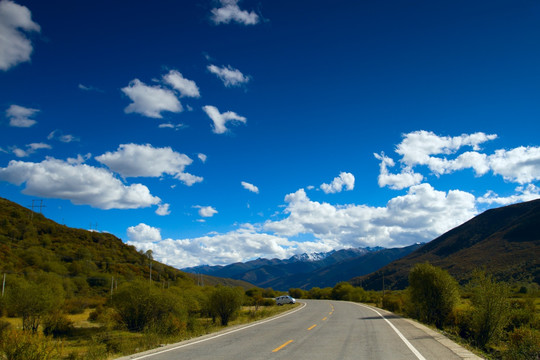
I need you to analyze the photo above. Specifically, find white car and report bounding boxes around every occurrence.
[275,295,296,305]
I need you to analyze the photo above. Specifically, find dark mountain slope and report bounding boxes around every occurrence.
[351,199,540,290]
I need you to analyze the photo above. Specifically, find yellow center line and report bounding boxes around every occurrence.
[272,340,293,353]
[307,324,317,330]
[322,317,327,321]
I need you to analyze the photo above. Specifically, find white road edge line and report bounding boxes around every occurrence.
[125,302,307,359]
[354,303,427,360]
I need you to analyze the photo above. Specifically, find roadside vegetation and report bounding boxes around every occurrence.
[289,263,540,360]
[0,197,299,359]
[0,278,294,359]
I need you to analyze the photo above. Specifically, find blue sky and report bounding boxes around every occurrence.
[1,0,539,268]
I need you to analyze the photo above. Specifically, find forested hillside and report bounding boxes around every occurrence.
[0,196,250,295]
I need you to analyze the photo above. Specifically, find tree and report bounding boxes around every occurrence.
[5,277,64,333]
[208,286,244,326]
[407,262,459,329]
[468,270,510,348]
[112,280,185,332]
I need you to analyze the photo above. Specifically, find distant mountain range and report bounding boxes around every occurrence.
[183,245,421,290]
[351,198,540,290]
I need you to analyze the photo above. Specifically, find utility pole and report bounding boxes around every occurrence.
[110,276,114,299]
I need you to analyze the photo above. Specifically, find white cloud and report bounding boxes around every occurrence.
[198,153,207,163]
[241,181,259,193]
[488,147,540,184]
[396,130,497,167]
[127,183,478,267]
[122,79,182,118]
[6,104,39,127]
[127,223,162,243]
[478,184,540,206]
[0,0,40,71]
[377,131,540,190]
[156,203,171,216]
[208,64,250,87]
[162,70,200,98]
[374,152,423,190]
[158,123,184,130]
[95,143,203,186]
[194,205,218,217]
[47,130,78,143]
[264,184,477,248]
[210,0,259,26]
[320,172,355,194]
[202,105,246,134]
[12,142,51,157]
[126,226,295,268]
[0,157,161,209]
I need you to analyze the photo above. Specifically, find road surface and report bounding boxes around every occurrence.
[117,299,482,360]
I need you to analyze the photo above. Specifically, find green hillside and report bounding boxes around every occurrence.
[0,196,251,295]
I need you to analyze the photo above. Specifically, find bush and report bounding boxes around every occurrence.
[0,329,62,360]
[43,312,74,337]
[468,271,510,348]
[112,281,186,332]
[407,262,460,329]
[382,292,405,313]
[502,327,540,360]
[5,277,65,332]
[207,286,244,326]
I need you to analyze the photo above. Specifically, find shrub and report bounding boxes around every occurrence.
[207,286,244,326]
[407,262,460,329]
[112,281,186,332]
[5,277,64,332]
[43,311,74,337]
[502,327,540,360]
[468,271,510,348]
[0,329,62,360]
[382,292,405,313]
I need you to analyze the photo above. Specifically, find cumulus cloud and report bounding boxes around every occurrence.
[0,157,161,209]
[156,203,171,216]
[198,153,207,163]
[396,130,497,167]
[194,205,218,218]
[478,184,540,206]
[241,181,259,193]
[122,79,182,118]
[210,0,259,26]
[127,223,162,243]
[95,143,203,186]
[376,131,540,189]
[162,70,200,98]
[12,142,51,157]
[0,0,40,71]
[6,104,39,127]
[264,184,477,248]
[374,152,423,190]
[126,225,296,268]
[202,105,246,134]
[208,64,250,87]
[320,172,355,194]
[126,182,479,267]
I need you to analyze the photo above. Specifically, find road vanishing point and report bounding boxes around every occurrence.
[117,299,483,360]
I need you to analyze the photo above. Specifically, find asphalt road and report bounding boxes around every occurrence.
[118,300,482,360]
